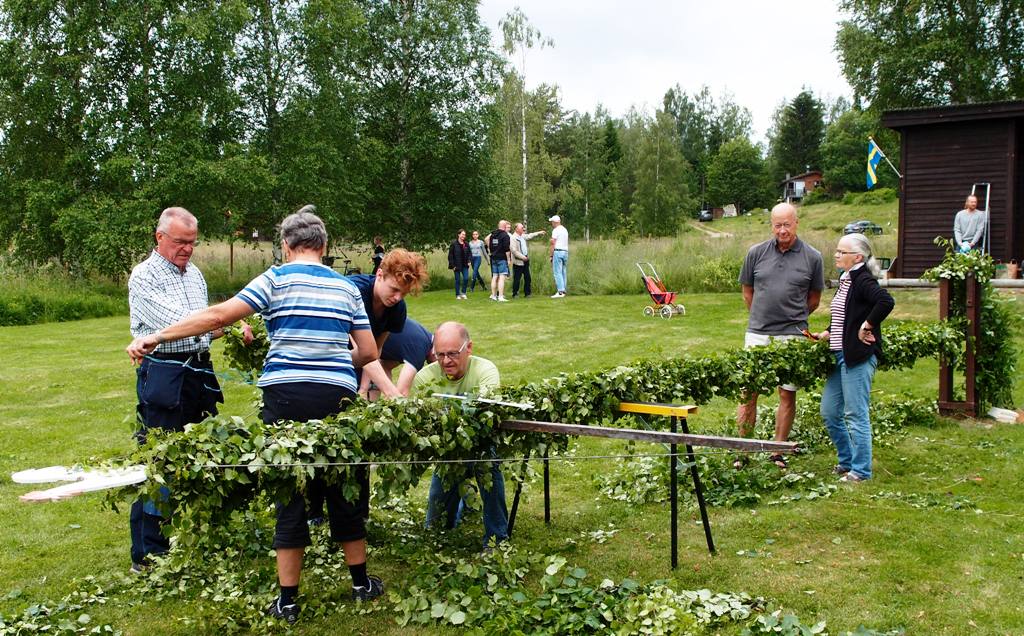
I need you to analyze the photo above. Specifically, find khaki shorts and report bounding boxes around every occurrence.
[744,332,800,392]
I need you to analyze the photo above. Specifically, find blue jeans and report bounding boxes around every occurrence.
[552,250,568,293]
[470,256,485,290]
[821,351,877,479]
[454,267,469,296]
[426,460,508,547]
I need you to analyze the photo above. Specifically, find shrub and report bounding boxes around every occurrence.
[800,189,832,206]
[683,255,742,293]
[841,188,897,206]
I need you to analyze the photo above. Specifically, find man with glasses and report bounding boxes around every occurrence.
[412,322,507,548]
[734,202,823,469]
[127,206,226,572]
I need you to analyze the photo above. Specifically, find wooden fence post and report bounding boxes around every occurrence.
[938,274,980,417]
[938,278,953,407]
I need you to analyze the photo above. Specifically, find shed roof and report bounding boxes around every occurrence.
[882,100,1024,128]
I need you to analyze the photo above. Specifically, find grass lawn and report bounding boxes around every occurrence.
[2,285,1022,635]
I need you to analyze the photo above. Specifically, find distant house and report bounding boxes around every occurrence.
[780,171,823,202]
[881,100,1024,277]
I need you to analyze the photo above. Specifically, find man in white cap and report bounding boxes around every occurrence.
[548,215,568,298]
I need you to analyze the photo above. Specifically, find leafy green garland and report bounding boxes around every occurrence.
[130,319,962,527]
[922,239,1021,411]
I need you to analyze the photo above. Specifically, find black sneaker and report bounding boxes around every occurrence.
[352,575,385,602]
[129,562,147,575]
[266,598,300,624]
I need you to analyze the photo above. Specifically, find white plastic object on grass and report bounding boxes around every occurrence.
[987,407,1020,423]
[13,465,147,503]
[11,465,87,484]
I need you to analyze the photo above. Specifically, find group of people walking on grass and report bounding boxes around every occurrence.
[734,202,894,484]
[447,215,568,301]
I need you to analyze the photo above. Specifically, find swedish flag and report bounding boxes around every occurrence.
[866,139,883,189]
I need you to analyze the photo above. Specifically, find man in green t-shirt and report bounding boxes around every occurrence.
[412,322,506,547]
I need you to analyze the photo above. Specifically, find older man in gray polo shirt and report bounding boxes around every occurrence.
[735,202,824,469]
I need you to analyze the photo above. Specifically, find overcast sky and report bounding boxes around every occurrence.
[477,0,853,144]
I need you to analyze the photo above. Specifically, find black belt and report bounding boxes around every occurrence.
[152,351,211,364]
[554,249,568,252]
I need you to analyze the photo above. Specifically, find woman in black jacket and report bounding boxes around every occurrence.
[447,229,471,299]
[812,233,894,482]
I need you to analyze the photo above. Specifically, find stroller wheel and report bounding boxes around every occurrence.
[643,306,655,317]
[659,305,674,319]
[676,304,686,316]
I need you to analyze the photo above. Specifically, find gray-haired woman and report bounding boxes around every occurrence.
[811,233,894,482]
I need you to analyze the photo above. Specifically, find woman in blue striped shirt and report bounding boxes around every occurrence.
[127,209,394,622]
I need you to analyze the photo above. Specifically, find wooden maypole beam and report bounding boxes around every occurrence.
[499,420,797,453]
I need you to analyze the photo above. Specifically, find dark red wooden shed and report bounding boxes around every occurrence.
[881,100,1024,277]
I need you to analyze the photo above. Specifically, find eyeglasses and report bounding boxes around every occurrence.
[159,232,200,248]
[433,340,468,361]
[834,250,858,255]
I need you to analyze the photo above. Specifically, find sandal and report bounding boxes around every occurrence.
[769,454,788,470]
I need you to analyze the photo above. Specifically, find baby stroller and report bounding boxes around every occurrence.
[637,262,685,319]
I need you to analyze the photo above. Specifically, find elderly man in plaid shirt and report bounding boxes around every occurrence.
[127,206,228,572]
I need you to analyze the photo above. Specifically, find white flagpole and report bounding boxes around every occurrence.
[869,136,903,178]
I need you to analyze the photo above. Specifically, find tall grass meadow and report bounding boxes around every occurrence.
[422,197,901,297]
[422,231,748,296]
[0,261,126,325]
[1,198,902,324]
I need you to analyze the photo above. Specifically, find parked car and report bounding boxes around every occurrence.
[698,209,713,222]
[843,220,882,235]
